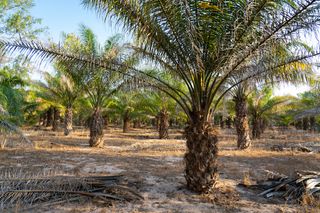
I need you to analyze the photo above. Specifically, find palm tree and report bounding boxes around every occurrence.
[232,84,252,149]
[73,26,135,147]
[109,91,136,133]
[34,69,81,134]
[2,0,320,193]
[134,90,176,138]
[230,38,314,149]
[293,89,320,131]
[248,87,291,139]
[81,0,320,193]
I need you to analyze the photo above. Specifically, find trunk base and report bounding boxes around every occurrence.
[184,123,218,193]
[89,109,104,148]
[64,107,73,136]
[159,109,169,139]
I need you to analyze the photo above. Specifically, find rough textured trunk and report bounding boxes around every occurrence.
[158,108,169,139]
[103,115,109,130]
[303,117,309,131]
[234,96,251,149]
[46,107,53,127]
[295,120,303,130]
[89,108,104,148]
[310,116,316,132]
[123,110,130,133]
[52,107,60,131]
[252,117,262,139]
[226,116,232,129]
[64,106,73,136]
[219,115,224,129]
[184,120,218,193]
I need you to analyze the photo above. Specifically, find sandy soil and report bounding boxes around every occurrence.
[1,126,320,212]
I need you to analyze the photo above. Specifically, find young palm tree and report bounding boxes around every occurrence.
[294,89,320,131]
[230,39,314,149]
[248,87,291,139]
[136,90,175,138]
[74,26,135,147]
[34,70,81,134]
[109,91,136,133]
[2,0,320,193]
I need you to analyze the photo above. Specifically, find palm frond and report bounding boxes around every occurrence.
[0,120,32,148]
[0,167,143,211]
[294,106,320,119]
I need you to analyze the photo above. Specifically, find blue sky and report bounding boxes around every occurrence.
[31,0,130,43]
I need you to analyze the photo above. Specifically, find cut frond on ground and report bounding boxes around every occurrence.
[241,171,320,204]
[0,167,143,211]
[0,120,32,148]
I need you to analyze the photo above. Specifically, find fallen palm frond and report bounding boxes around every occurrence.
[0,120,32,148]
[270,144,315,153]
[0,167,143,211]
[241,171,320,204]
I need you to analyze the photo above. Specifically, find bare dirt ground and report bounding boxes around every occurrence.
[1,126,320,212]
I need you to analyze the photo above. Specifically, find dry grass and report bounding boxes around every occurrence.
[0,126,319,212]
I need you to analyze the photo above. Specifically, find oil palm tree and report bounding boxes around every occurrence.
[74,26,135,147]
[248,86,291,139]
[230,39,314,149]
[34,69,82,134]
[2,0,320,193]
[108,91,136,133]
[135,90,176,138]
[232,84,252,149]
[293,89,320,131]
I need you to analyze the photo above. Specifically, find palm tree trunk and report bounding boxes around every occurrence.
[159,108,169,139]
[226,116,232,129]
[89,107,104,147]
[64,106,73,135]
[46,107,53,127]
[295,119,303,130]
[184,117,218,193]
[310,116,316,132]
[103,115,109,130]
[252,117,262,139]
[234,96,251,149]
[52,107,60,131]
[219,115,224,129]
[303,117,309,130]
[123,110,130,133]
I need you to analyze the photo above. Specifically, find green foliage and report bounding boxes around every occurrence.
[248,86,294,126]
[0,0,44,38]
[0,61,29,125]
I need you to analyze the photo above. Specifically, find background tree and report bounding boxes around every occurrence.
[248,86,291,139]
[0,0,44,39]
[293,89,320,131]
[135,90,176,138]
[61,26,136,147]
[232,84,252,149]
[35,69,83,134]
[109,91,136,133]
